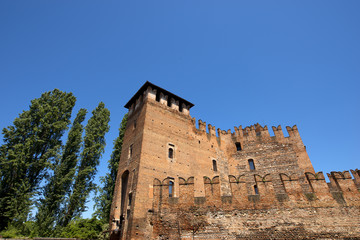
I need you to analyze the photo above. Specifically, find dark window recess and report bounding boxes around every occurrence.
[235,142,242,151]
[128,193,132,206]
[254,185,259,194]
[179,103,183,112]
[167,99,172,107]
[169,181,174,197]
[155,92,161,102]
[129,145,133,158]
[256,131,261,136]
[248,159,255,170]
[120,171,129,217]
[212,160,218,172]
[168,148,174,159]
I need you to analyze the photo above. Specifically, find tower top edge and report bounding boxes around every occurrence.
[124,81,195,109]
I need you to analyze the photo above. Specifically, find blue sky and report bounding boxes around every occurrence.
[1,1,359,218]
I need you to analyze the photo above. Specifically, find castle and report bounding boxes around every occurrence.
[110,82,360,240]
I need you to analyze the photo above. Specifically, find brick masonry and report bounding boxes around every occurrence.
[110,82,360,240]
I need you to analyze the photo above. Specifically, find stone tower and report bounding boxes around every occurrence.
[110,82,360,240]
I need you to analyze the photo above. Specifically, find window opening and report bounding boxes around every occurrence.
[167,98,172,107]
[129,144,133,158]
[254,185,259,194]
[128,192,132,206]
[212,160,217,172]
[179,102,183,112]
[248,159,255,170]
[169,181,174,197]
[155,91,160,102]
[120,171,129,216]
[168,148,174,159]
[235,142,242,151]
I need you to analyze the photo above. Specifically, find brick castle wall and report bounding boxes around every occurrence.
[110,82,360,240]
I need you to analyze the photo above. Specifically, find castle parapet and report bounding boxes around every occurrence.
[124,81,194,116]
[151,170,360,212]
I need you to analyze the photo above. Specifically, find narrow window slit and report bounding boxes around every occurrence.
[212,160,217,172]
[169,181,174,197]
[254,185,259,194]
[248,159,255,170]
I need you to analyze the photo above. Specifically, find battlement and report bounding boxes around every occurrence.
[152,169,360,212]
[125,81,194,116]
[190,118,304,146]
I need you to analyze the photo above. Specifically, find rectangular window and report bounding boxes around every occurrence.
[169,181,174,197]
[235,142,242,151]
[128,192,132,206]
[212,160,217,172]
[248,159,255,170]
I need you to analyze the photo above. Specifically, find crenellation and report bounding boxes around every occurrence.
[151,170,360,211]
[181,103,190,115]
[272,125,285,141]
[159,92,168,105]
[144,86,157,101]
[208,124,216,136]
[169,98,179,111]
[198,119,206,132]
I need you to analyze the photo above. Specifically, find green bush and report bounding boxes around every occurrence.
[59,217,105,240]
[0,221,35,238]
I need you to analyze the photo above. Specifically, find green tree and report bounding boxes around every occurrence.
[0,89,76,230]
[35,108,87,236]
[94,114,128,222]
[59,217,105,240]
[61,102,110,226]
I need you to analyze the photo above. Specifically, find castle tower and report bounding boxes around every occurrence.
[110,82,195,239]
[109,82,333,240]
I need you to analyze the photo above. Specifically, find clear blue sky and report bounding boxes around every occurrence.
[1,1,359,218]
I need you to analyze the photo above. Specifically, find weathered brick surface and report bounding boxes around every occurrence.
[110,82,360,240]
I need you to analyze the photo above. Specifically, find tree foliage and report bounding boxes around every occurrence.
[0,90,113,238]
[95,113,127,222]
[0,89,76,229]
[61,102,110,226]
[35,108,87,236]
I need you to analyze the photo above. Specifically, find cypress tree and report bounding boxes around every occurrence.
[94,113,128,222]
[0,89,75,229]
[61,102,110,227]
[35,108,87,236]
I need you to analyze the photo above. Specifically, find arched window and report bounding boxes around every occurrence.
[212,160,217,172]
[248,159,255,170]
[168,148,174,159]
[169,181,174,197]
